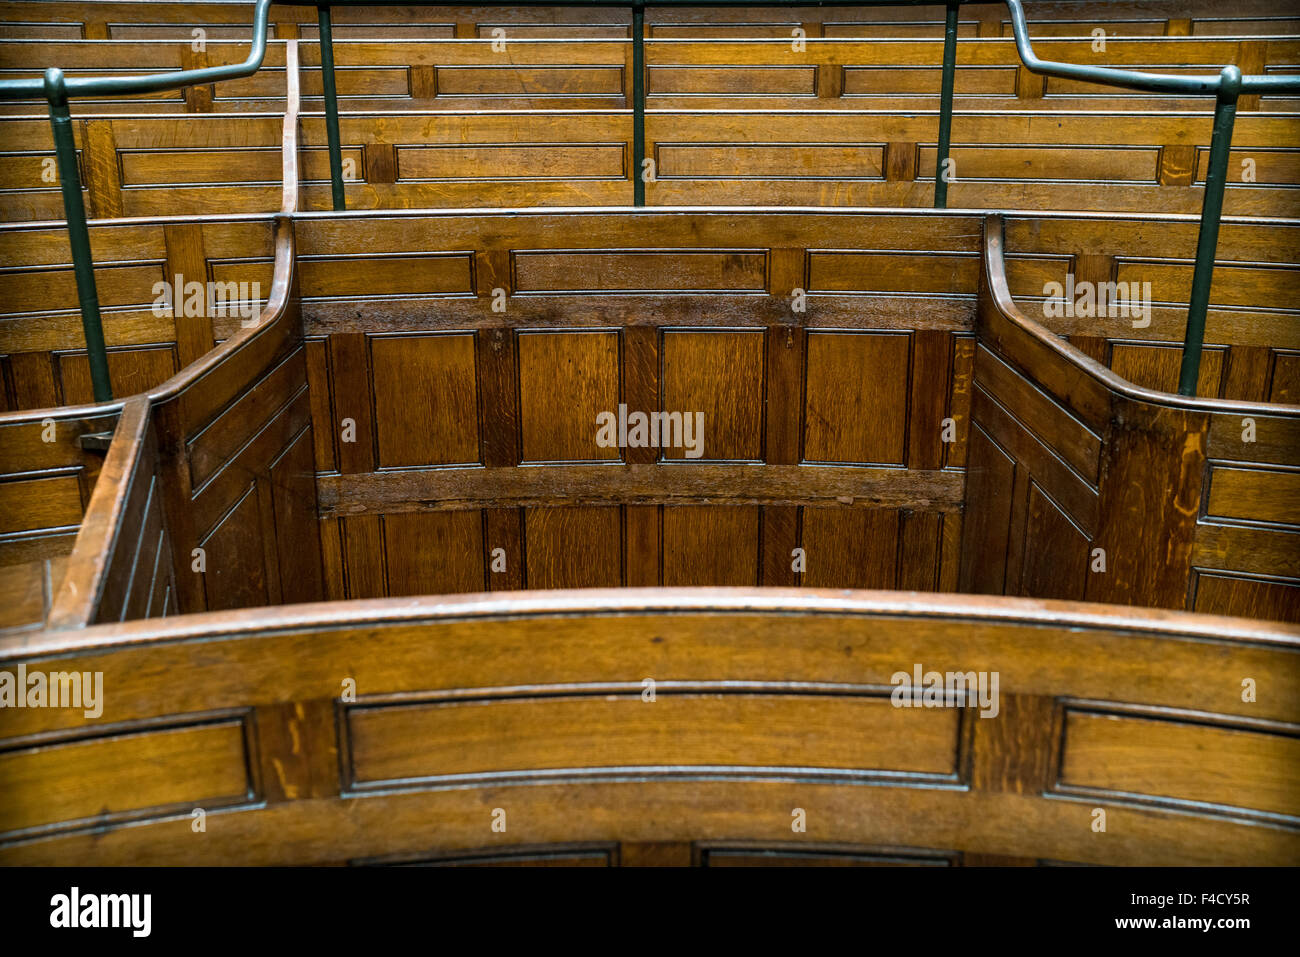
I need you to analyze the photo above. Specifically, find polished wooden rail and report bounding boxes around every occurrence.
[1,589,1295,865]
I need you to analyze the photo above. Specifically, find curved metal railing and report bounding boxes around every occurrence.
[1,0,1298,400]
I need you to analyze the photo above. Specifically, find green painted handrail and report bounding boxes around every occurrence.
[2,0,1298,401]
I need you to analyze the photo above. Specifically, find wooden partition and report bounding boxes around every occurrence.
[642,108,1300,214]
[0,589,1295,865]
[643,37,1300,112]
[297,208,982,598]
[968,214,1300,621]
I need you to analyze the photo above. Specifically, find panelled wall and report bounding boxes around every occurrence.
[3,36,1297,218]
[299,210,992,596]
[0,113,293,221]
[1194,409,1300,621]
[0,404,119,635]
[0,218,277,411]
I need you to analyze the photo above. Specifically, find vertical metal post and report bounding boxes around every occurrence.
[933,1,959,208]
[318,5,345,211]
[45,67,111,402]
[632,3,645,207]
[1178,65,1241,397]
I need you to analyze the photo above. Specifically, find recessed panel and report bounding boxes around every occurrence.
[803,331,909,465]
[372,333,480,468]
[1059,709,1300,820]
[660,330,764,462]
[662,505,759,585]
[347,691,960,787]
[518,331,621,463]
[0,719,250,836]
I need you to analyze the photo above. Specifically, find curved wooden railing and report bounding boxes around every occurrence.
[971,215,1300,618]
[0,62,304,631]
[0,588,1295,865]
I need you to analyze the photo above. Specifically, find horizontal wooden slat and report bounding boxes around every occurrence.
[1206,466,1300,526]
[1060,709,1300,819]
[0,719,250,835]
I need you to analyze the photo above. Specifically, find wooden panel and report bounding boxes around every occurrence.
[300,255,473,299]
[0,720,249,837]
[808,252,977,294]
[517,331,620,463]
[435,65,624,97]
[1193,573,1300,624]
[347,691,960,786]
[959,426,1016,595]
[919,146,1162,183]
[342,514,386,600]
[1272,352,1300,404]
[1060,709,1300,820]
[660,330,764,461]
[0,475,81,534]
[524,507,621,589]
[1110,342,1225,398]
[398,144,625,180]
[383,511,484,597]
[371,333,479,468]
[1018,482,1090,601]
[200,484,269,610]
[662,506,759,586]
[802,507,900,589]
[513,251,766,293]
[648,66,816,96]
[804,331,909,465]
[484,507,523,590]
[269,427,324,606]
[1206,466,1300,527]
[657,144,884,179]
[57,347,178,407]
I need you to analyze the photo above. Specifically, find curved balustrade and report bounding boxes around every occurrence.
[1,588,1296,865]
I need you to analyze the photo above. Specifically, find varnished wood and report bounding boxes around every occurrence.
[0,588,1295,865]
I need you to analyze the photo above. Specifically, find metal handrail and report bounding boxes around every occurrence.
[1,1,1298,402]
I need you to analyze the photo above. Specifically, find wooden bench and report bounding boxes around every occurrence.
[3,36,1297,114]
[1,589,1295,865]
[2,1,1297,42]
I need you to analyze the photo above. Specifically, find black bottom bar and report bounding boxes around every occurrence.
[0,866,1284,943]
